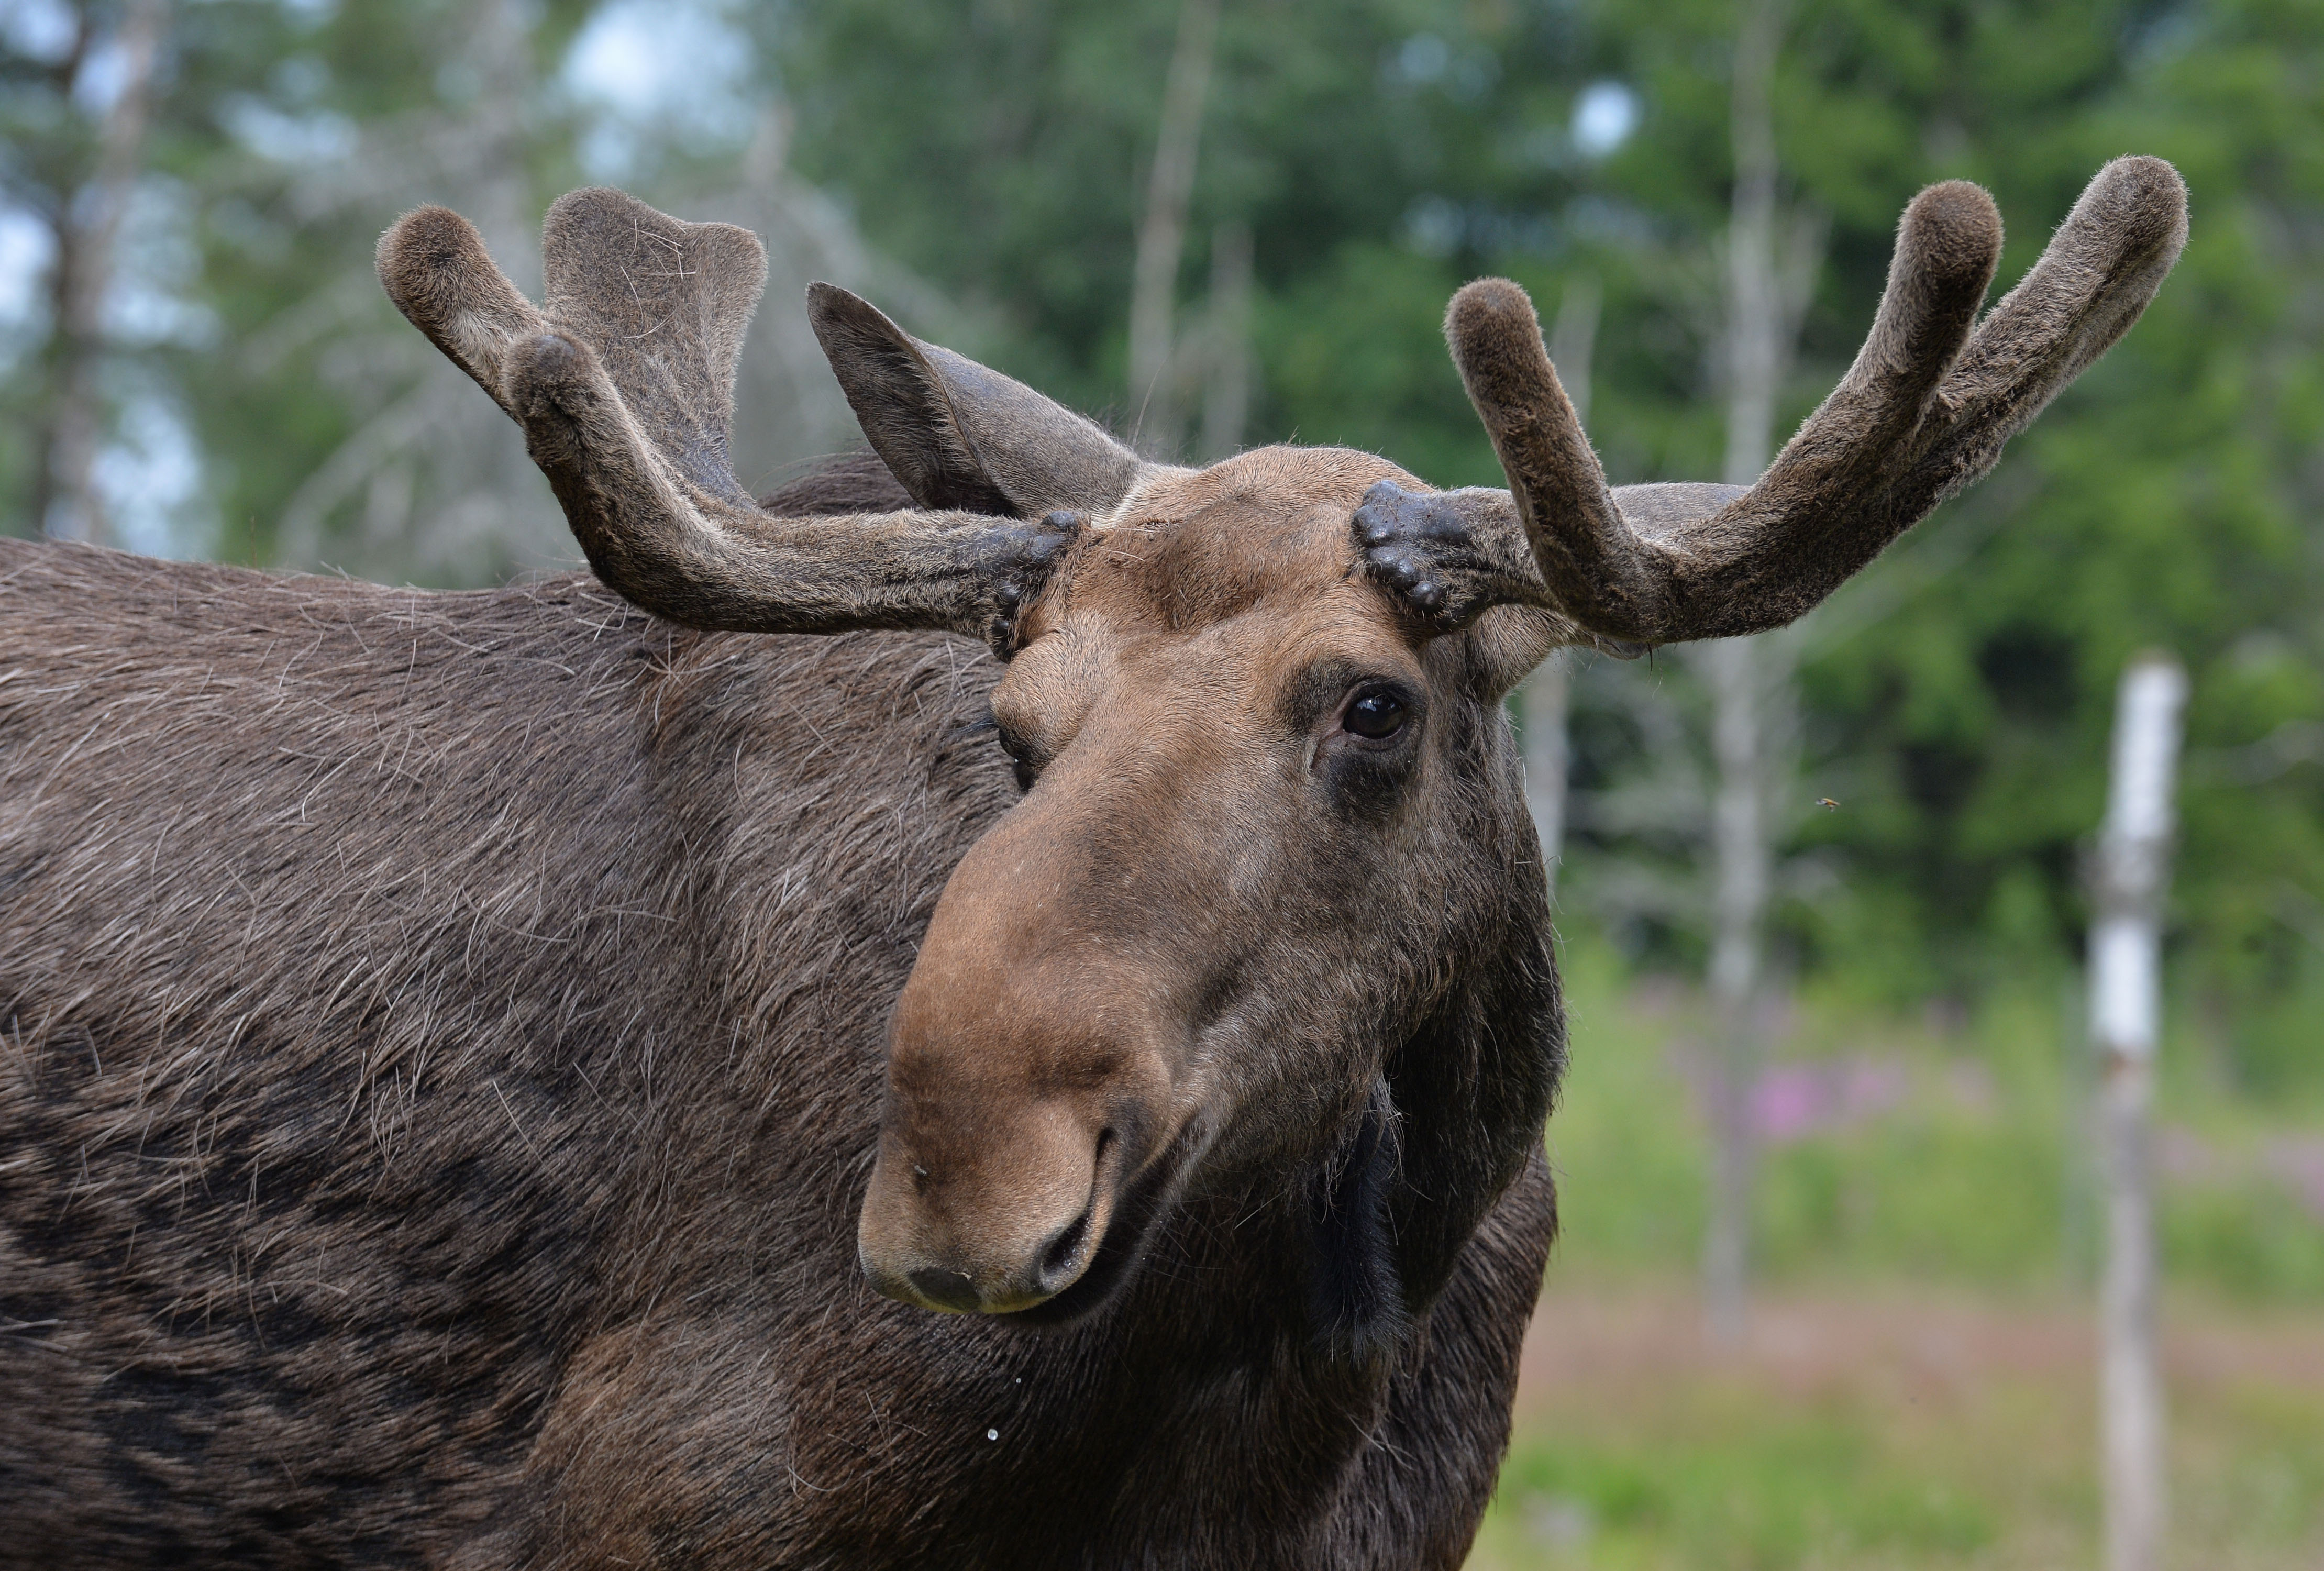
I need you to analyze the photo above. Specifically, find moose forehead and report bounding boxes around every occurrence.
[1042,445,1417,635]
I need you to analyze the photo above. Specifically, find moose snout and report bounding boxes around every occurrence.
[857,1107,1124,1314]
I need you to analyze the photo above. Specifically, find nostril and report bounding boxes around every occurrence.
[1035,1127,1116,1291]
[1037,1208,1091,1289]
[907,1267,980,1313]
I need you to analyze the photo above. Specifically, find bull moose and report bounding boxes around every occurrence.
[0,157,2184,1566]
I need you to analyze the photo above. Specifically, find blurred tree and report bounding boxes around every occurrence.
[26,0,168,546]
[1696,0,1825,1343]
[1125,0,1217,453]
[766,0,1528,463]
[173,0,595,582]
[171,0,956,582]
[1518,0,2324,1104]
[0,0,269,549]
[1765,0,2324,1097]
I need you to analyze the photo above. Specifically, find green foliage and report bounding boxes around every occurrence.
[1766,0,2324,1087]
[1259,240,1499,485]
[169,0,596,574]
[2164,1174,2324,1299]
[770,0,1521,421]
[0,0,290,538]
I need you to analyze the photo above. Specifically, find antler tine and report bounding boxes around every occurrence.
[535,189,768,506]
[1442,279,1669,638]
[376,205,551,418]
[1431,159,2183,647]
[1674,180,2002,614]
[1882,156,2189,525]
[380,190,1084,651]
[1444,179,2000,643]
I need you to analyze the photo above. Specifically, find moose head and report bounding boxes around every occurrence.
[380,158,2184,1322]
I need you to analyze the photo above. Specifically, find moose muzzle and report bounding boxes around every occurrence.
[857,1088,1131,1314]
[856,823,1180,1314]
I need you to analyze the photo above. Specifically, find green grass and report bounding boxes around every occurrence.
[1468,929,2324,1569]
[1473,1315,2324,1570]
[1487,1422,1997,1569]
[1542,930,2324,1302]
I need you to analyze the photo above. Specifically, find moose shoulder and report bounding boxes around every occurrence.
[0,160,2184,1568]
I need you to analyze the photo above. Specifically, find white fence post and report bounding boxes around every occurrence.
[2091,654,2187,1571]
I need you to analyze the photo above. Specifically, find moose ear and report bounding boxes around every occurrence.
[807,283,1147,521]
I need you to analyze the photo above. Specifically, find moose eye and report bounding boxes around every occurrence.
[1343,688,1409,740]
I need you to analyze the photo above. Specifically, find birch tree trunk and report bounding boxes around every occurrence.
[1199,224,1255,462]
[35,0,170,546]
[1198,220,1253,462]
[1697,638,1767,1343]
[1698,0,1796,1343]
[2091,655,2187,1571]
[1127,0,1220,455]
[1524,658,1572,897]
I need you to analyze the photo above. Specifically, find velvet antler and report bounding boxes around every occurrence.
[1358,157,2188,646]
[378,190,1146,651]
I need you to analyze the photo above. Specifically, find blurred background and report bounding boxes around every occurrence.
[3,0,2319,1564]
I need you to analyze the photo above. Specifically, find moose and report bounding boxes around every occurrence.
[0,157,2183,1567]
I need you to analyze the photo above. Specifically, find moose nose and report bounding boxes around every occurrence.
[875,1200,1097,1314]
[856,1124,1118,1314]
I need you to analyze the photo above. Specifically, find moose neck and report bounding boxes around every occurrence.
[1368,699,1565,1327]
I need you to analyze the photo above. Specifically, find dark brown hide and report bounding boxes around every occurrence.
[0,457,1560,1569]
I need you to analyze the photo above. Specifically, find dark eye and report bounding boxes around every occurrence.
[1343,689,1408,740]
